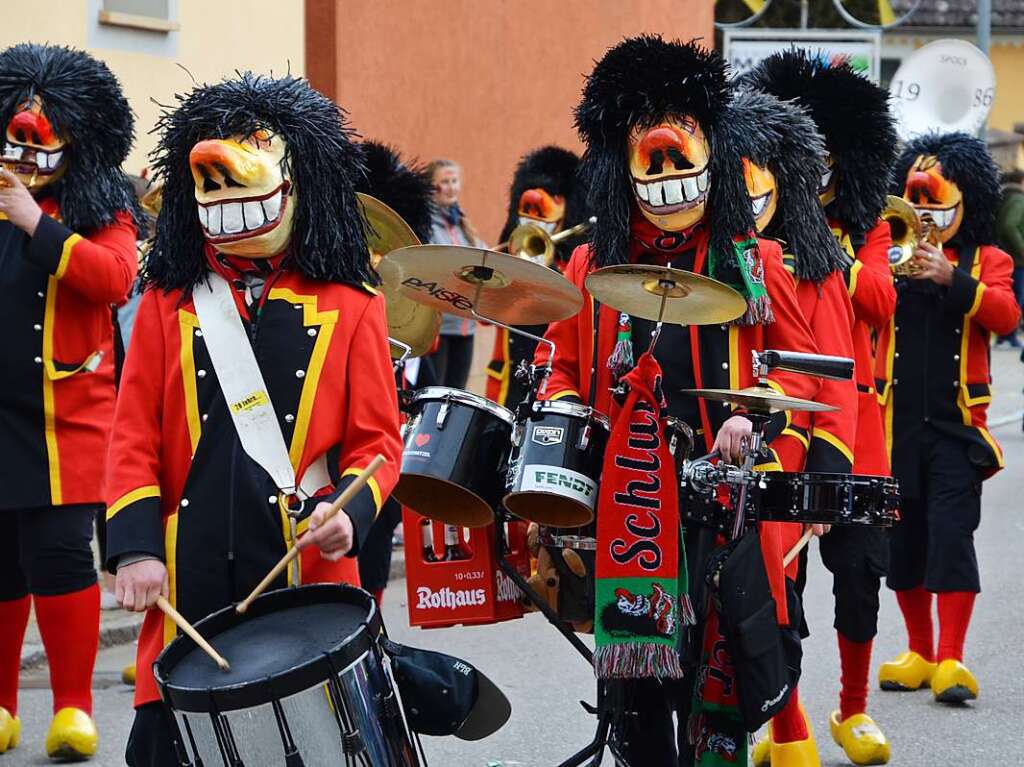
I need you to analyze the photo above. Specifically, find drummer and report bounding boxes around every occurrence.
[539,35,823,767]
[104,74,402,767]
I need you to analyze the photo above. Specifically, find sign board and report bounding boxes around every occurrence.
[724,29,882,83]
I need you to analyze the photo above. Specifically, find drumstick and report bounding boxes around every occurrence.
[783,527,815,568]
[236,455,387,614]
[155,596,230,671]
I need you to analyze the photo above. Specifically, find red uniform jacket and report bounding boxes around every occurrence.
[105,272,403,706]
[538,232,822,624]
[876,243,1019,489]
[834,219,896,475]
[0,202,137,509]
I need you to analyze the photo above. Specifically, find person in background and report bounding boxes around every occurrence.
[425,159,484,389]
[995,170,1024,348]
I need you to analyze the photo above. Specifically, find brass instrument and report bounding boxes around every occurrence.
[0,154,37,189]
[882,195,940,276]
[498,216,596,267]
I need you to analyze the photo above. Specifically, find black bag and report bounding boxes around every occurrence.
[709,530,802,731]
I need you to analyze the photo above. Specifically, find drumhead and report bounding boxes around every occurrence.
[412,387,514,426]
[533,400,610,430]
[155,585,381,713]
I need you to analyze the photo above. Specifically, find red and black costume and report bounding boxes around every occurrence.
[744,50,898,735]
[879,133,1019,674]
[104,74,402,767]
[544,37,822,765]
[0,43,141,751]
[485,146,588,408]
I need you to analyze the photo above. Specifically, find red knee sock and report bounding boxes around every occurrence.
[837,633,872,720]
[34,584,99,715]
[0,596,31,716]
[895,587,934,662]
[936,591,975,663]
[771,686,809,743]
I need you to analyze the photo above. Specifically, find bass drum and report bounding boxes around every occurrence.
[504,400,610,529]
[395,387,514,527]
[537,417,694,632]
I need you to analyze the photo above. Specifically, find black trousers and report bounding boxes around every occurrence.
[428,334,475,389]
[357,498,403,593]
[0,505,99,600]
[126,702,179,767]
[888,430,983,593]
[615,677,694,767]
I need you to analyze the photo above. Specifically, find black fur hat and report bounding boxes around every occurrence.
[574,35,756,273]
[497,145,588,262]
[357,141,433,244]
[0,43,142,234]
[892,132,1001,246]
[724,88,846,283]
[144,72,372,292]
[741,49,897,233]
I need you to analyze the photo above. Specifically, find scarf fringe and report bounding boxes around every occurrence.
[739,295,775,326]
[594,643,686,680]
[607,312,634,379]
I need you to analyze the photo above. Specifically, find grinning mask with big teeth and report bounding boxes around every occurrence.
[818,153,836,207]
[902,155,963,244]
[189,128,295,258]
[629,116,710,232]
[516,187,566,235]
[742,158,777,233]
[3,95,68,190]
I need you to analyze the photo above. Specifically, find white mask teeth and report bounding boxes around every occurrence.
[662,178,683,204]
[682,176,699,202]
[206,204,222,236]
[819,168,833,191]
[47,151,62,170]
[697,170,709,193]
[35,152,47,169]
[635,182,649,202]
[242,200,265,230]
[197,204,209,228]
[4,143,23,160]
[261,191,282,222]
[647,181,665,207]
[221,202,244,234]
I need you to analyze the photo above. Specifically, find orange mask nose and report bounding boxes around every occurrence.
[8,109,55,146]
[518,188,556,218]
[189,139,260,189]
[636,125,693,175]
[905,170,942,204]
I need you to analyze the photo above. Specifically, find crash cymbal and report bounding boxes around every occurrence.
[359,194,440,358]
[382,244,583,325]
[584,264,747,325]
[683,386,838,414]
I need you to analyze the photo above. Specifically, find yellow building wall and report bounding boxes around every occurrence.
[988,41,1024,134]
[0,0,304,175]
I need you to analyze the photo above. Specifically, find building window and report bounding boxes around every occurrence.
[99,0,179,32]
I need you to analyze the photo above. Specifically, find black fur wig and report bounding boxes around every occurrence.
[574,35,756,271]
[724,88,846,283]
[740,49,897,234]
[497,145,589,262]
[892,132,1001,247]
[356,141,433,244]
[0,43,142,234]
[144,72,372,292]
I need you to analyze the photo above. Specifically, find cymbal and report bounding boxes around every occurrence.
[359,194,440,358]
[683,386,838,413]
[584,264,747,325]
[382,244,583,325]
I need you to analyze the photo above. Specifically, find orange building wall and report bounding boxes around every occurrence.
[306,0,714,243]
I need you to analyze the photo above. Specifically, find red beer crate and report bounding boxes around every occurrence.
[402,508,531,629]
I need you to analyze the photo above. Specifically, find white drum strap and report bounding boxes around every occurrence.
[191,273,329,501]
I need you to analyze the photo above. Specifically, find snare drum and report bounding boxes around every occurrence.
[504,401,610,528]
[755,472,900,527]
[395,387,514,527]
[154,585,419,767]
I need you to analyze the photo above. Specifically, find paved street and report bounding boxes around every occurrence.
[7,349,1024,767]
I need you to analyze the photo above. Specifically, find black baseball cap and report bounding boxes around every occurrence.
[384,640,511,741]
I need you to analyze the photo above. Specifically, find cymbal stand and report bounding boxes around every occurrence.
[389,338,412,373]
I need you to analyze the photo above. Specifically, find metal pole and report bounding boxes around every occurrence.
[977,0,992,55]
[800,0,809,29]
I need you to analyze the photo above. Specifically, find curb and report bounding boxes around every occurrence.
[989,410,1023,429]
[20,617,143,670]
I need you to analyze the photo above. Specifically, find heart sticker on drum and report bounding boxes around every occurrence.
[415,433,431,447]
[532,426,564,446]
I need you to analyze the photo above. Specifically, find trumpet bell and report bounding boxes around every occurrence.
[882,195,918,273]
[507,222,555,267]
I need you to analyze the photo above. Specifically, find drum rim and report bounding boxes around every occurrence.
[531,400,610,430]
[411,386,515,426]
[153,584,382,713]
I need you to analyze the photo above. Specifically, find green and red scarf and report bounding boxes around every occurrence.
[594,351,692,678]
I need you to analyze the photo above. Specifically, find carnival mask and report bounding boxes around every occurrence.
[3,95,68,190]
[902,155,963,244]
[516,187,565,234]
[742,158,777,232]
[629,116,710,232]
[189,128,295,258]
[818,153,836,207]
